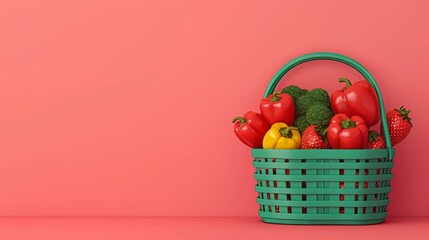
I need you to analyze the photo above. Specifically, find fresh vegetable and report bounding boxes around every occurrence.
[281,85,309,103]
[306,103,333,128]
[367,130,386,149]
[331,78,380,126]
[301,125,329,149]
[232,111,270,148]
[263,123,301,149]
[260,92,295,126]
[295,95,313,117]
[306,88,331,106]
[327,113,368,149]
[294,115,311,134]
[295,88,330,117]
[386,106,412,146]
[294,94,333,134]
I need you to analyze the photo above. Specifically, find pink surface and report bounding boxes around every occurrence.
[0,0,427,217]
[0,218,428,240]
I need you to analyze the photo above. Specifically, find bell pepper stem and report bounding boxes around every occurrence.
[341,119,356,129]
[232,116,246,125]
[269,92,282,102]
[279,127,299,138]
[339,78,352,90]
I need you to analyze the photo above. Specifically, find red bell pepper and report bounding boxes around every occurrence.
[232,111,270,148]
[260,92,295,126]
[327,113,368,149]
[331,78,380,126]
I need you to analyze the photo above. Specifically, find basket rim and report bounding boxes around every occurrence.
[252,148,396,160]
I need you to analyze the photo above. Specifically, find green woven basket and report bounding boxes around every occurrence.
[252,52,395,225]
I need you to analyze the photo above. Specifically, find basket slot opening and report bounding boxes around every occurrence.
[355,166,360,207]
[264,157,270,193]
[380,162,388,213]
[305,159,317,215]
[376,158,381,175]
[339,159,344,176]
[265,159,274,214]
[255,158,265,212]
[363,161,369,204]
[378,164,385,214]
[274,193,279,213]
[301,161,307,214]
[367,161,378,213]
[301,159,307,205]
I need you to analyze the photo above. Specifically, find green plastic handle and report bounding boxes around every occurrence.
[264,52,393,159]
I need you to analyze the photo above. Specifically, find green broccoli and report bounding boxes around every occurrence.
[295,88,331,117]
[306,88,330,107]
[295,95,314,116]
[281,85,309,103]
[306,103,333,128]
[294,115,311,134]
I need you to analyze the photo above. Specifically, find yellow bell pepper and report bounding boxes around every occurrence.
[263,123,301,149]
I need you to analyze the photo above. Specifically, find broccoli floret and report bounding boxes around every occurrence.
[307,88,330,107]
[295,95,315,116]
[294,115,311,134]
[306,103,333,128]
[281,85,308,103]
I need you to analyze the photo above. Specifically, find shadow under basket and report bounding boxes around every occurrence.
[252,149,395,225]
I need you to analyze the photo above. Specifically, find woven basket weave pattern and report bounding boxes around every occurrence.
[252,152,393,224]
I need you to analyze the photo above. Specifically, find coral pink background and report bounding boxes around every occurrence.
[0,0,427,217]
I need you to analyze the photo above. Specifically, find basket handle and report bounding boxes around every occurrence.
[264,52,393,158]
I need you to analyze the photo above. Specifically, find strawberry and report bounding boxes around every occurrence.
[386,106,412,146]
[301,125,330,149]
[367,130,386,149]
